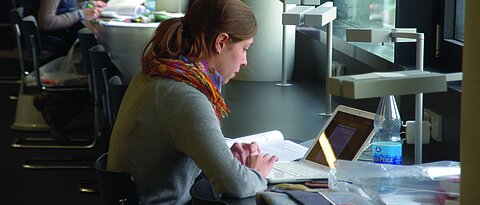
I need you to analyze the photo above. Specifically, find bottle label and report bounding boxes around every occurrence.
[372,142,402,165]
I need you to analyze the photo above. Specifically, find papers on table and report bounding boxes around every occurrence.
[225,130,308,162]
[102,0,146,19]
[99,20,159,28]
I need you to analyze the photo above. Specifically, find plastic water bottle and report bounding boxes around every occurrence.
[144,0,156,13]
[371,95,402,165]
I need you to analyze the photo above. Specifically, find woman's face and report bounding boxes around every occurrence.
[211,36,254,85]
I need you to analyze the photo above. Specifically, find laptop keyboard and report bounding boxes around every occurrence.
[273,162,327,177]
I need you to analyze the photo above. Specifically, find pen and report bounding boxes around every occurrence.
[81,1,94,9]
[304,179,329,188]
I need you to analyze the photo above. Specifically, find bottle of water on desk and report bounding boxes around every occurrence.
[145,0,156,13]
[372,95,402,165]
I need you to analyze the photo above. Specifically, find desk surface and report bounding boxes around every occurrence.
[92,21,159,81]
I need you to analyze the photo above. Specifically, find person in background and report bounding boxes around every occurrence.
[107,0,278,204]
[22,0,106,55]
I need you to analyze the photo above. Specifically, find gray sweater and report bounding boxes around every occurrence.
[107,73,267,205]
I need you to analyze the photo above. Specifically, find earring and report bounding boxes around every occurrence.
[217,51,221,54]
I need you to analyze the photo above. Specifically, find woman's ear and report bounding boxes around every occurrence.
[214,33,229,54]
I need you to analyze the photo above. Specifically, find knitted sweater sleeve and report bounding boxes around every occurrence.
[37,0,80,31]
[162,83,268,198]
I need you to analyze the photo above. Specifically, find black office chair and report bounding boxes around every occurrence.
[8,7,51,132]
[11,15,98,170]
[101,68,128,135]
[77,28,106,141]
[11,15,97,150]
[190,176,229,205]
[78,28,98,102]
[9,7,25,76]
[94,152,140,205]
[89,44,126,137]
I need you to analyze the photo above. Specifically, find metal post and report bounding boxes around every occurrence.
[414,34,424,164]
[277,2,292,87]
[392,32,425,164]
[319,21,333,116]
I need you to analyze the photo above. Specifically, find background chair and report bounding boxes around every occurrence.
[89,44,127,138]
[77,28,105,143]
[11,15,97,150]
[78,28,97,97]
[101,67,127,136]
[190,176,229,205]
[94,152,139,205]
[8,7,50,131]
[12,15,99,170]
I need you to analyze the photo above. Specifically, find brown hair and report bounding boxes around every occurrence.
[142,0,257,75]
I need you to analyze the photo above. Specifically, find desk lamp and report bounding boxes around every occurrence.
[281,1,337,116]
[335,28,461,164]
[346,28,425,164]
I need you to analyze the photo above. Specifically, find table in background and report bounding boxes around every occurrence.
[91,21,159,82]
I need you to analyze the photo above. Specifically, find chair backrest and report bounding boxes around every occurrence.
[9,7,23,26]
[21,15,45,90]
[94,153,139,205]
[9,7,25,73]
[101,68,128,133]
[21,15,42,58]
[77,28,98,96]
[89,45,120,132]
[107,76,127,121]
[190,177,229,205]
[89,44,111,102]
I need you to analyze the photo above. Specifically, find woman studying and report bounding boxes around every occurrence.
[106,0,278,204]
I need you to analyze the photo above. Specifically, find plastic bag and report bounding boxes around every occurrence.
[25,39,88,87]
[329,160,460,205]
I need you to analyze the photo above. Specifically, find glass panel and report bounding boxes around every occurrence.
[454,0,464,42]
[333,0,396,62]
[335,0,396,29]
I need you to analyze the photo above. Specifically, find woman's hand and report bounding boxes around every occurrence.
[80,1,106,20]
[245,154,278,177]
[230,142,260,165]
[81,7,103,20]
[93,1,107,8]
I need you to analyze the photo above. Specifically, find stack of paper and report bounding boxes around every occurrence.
[225,130,308,162]
[102,0,146,19]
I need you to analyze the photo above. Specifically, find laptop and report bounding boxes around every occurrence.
[266,105,375,184]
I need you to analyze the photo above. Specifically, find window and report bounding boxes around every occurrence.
[444,0,465,43]
[433,0,464,72]
[454,0,465,41]
[331,0,464,72]
[333,0,397,62]
[335,0,395,29]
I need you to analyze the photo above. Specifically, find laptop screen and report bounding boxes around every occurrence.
[305,110,375,166]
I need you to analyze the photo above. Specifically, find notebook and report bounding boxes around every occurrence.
[266,105,375,184]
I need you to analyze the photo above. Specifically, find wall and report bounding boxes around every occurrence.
[155,0,190,13]
[400,89,461,162]
[235,0,294,81]
[460,0,480,202]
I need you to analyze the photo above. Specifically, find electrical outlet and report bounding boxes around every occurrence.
[332,61,345,76]
[424,109,442,142]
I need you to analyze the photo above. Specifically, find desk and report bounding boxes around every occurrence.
[91,21,159,82]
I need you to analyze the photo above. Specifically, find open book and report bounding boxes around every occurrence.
[225,130,308,162]
[102,0,146,19]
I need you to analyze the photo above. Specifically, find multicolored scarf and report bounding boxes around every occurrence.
[145,55,230,118]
